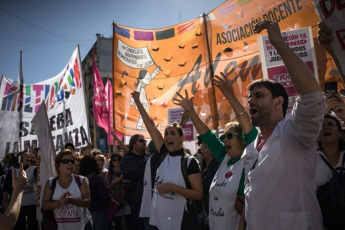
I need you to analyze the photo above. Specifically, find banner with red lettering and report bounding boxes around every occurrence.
[258,27,318,112]
[113,0,332,138]
[0,46,90,158]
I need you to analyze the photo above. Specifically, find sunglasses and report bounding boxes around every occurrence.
[137,139,147,143]
[112,159,120,162]
[60,159,75,164]
[219,132,241,141]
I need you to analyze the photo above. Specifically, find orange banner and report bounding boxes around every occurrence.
[113,0,335,138]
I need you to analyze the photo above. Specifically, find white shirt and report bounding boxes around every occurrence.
[140,156,152,218]
[51,175,90,230]
[315,150,345,187]
[21,166,37,206]
[242,91,325,230]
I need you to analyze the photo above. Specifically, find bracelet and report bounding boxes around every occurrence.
[236,110,247,116]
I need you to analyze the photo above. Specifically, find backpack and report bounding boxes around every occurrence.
[317,154,345,230]
[41,175,82,230]
[0,175,6,210]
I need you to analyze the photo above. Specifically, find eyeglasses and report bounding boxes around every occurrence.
[137,139,147,143]
[112,159,120,162]
[219,132,241,141]
[60,159,75,164]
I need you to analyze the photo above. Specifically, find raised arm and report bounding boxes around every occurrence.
[0,164,28,230]
[131,91,164,150]
[111,131,129,152]
[254,21,320,95]
[173,90,210,135]
[213,73,253,134]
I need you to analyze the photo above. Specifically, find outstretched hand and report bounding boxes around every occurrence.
[213,72,237,95]
[172,90,194,113]
[254,20,283,46]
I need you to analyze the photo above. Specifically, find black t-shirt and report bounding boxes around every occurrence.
[120,151,146,203]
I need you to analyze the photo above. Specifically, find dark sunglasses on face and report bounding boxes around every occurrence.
[60,159,75,164]
[137,139,147,143]
[219,132,241,141]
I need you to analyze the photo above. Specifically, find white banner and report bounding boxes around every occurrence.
[0,46,90,158]
[31,101,57,222]
[116,39,154,69]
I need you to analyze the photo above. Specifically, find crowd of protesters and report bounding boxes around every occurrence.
[0,20,345,230]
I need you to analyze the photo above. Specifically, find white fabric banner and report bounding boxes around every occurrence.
[0,46,90,158]
[31,101,57,222]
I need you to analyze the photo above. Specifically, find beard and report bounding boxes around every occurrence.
[250,105,270,127]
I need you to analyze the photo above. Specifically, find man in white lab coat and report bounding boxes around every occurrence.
[241,21,325,230]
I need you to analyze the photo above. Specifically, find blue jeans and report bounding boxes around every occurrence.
[91,210,108,230]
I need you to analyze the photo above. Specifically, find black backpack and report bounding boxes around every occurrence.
[317,154,345,230]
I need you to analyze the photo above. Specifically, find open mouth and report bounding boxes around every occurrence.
[323,131,332,137]
[249,108,258,116]
[167,142,174,146]
[226,144,232,151]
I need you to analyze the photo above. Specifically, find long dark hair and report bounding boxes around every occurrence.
[108,153,122,181]
[128,134,142,151]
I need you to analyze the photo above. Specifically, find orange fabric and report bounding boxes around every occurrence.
[113,0,337,138]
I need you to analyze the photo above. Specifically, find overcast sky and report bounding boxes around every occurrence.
[0,0,225,84]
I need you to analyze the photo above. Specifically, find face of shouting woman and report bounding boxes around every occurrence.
[221,127,245,159]
[319,117,341,147]
[164,126,184,152]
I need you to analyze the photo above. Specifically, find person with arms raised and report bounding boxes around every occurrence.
[132,90,203,230]
[241,20,325,230]
[173,71,257,229]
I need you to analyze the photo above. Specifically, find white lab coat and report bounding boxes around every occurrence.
[209,155,243,230]
[242,91,325,230]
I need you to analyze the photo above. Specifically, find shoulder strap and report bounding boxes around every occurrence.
[181,154,191,189]
[159,152,168,165]
[180,154,201,218]
[319,154,340,176]
[50,177,58,201]
[74,174,82,188]
[51,177,58,192]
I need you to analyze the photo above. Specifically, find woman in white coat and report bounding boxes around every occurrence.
[132,91,203,230]
[173,73,257,230]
